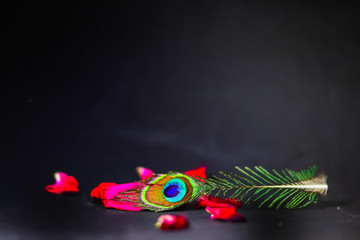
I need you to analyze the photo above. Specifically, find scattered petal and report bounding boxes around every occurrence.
[104,183,143,211]
[195,195,243,208]
[155,215,188,230]
[45,172,79,194]
[136,166,154,181]
[91,182,144,211]
[184,165,207,182]
[206,205,246,221]
[90,182,117,200]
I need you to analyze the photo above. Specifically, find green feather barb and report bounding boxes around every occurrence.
[204,165,328,209]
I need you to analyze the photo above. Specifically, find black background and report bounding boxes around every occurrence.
[2,1,360,239]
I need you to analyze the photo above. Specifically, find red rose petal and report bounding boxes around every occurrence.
[103,183,143,211]
[195,195,243,208]
[45,172,79,194]
[91,182,144,211]
[90,182,117,200]
[206,205,246,221]
[184,165,207,182]
[155,215,188,230]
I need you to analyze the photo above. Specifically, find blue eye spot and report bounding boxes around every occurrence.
[163,178,187,203]
[164,185,180,198]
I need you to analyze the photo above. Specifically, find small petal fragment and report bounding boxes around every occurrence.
[195,195,243,208]
[45,172,79,194]
[184,165,207,182]
[206,206,246,221]
[155,215,188,230]
[136,166,154,181]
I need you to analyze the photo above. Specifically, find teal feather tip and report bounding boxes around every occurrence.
[204,165,328,209]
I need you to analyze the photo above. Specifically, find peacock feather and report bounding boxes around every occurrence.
[112,165,328,211]
[203,165,328,209]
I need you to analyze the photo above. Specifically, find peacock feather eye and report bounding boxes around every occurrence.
[139,172,208,212]
[163,178,187,202]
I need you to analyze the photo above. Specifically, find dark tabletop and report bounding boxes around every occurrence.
[2,1,360,239]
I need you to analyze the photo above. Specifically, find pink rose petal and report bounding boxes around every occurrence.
[91,182,144,211]
[155,215,188,230]
[136,166,154,181]
[45,172,79,194]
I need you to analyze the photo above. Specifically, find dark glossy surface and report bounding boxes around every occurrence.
[2,1,360,239]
